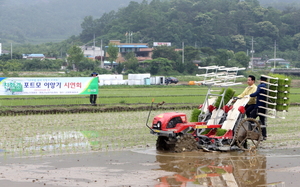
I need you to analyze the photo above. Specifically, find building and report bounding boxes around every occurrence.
[250,57,266,68]
[79,45,104,60]
[266,58,290,68]
[23,54,45,60]
[106,40,153,63]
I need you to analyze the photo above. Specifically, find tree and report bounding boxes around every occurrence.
[106,43,119,69]
[124,52,139,72]
[200,47,215,56]
[233,51,250,67]
[80,16,96,42]
[152,46,180,62]
[255,21,279,39]
[116,62,124,74]
[293,33,300,48]
[144,57,174,75]
[77,58,99,72]
[67,45,84,71]
[0,59,23,71]
[174,61,185,73]
[184,46,201,63]
[0,53,22,61]
[185,61,196,74]
[231,35,246,51]
[215,49,234,66]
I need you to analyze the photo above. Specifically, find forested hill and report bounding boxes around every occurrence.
[78,0,300,54]
[0,0,144,43]
[260,0,300,10]
[0,0,299,47]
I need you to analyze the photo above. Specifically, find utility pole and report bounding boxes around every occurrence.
[100,39,103,68]
[182,42,184,64]
[250,37,255,71]
[274,40,277,69]
[11,43,12,59]
[93,33,95,60]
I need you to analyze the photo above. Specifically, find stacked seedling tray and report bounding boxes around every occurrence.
[258,74,291,119]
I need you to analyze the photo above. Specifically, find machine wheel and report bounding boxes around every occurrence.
[234,118,262,151]
[174,134,198,153]
[156,136,174,151]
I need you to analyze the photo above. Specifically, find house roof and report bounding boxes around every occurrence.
[23,54,45,58]
[28,54,45,57]
[117,45,148,48]
[104,61,117,65]
[105,45,148,48]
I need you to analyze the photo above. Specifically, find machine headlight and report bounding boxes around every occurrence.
[157,122,161,128]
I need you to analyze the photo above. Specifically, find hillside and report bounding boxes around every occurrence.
[1,0,300,45]
[260,0,300,10]
[0,0,144,44]
[75,0,300,54]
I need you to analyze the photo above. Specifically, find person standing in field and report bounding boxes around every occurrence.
[250,76,268,140]
[236,75,257,117]
[90,72,98,106]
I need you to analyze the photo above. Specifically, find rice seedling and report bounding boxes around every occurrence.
[0,98,300,157]
[0,110,187,156]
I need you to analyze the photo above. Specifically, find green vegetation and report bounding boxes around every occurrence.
[214,88,235,108]
[0,83,300,116]
[269,74,292,111]
[0,85,251,107]
[106,43,119,68]
[1,84,300,107]
[200,129,210,135]
[216,129,227,136]
[0,110,163,156]
[190,108,202,122]
[1,0,300,75]
[67,45,84,71]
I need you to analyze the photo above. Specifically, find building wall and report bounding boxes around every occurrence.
[80,46,104,59]
[107,40,152,63]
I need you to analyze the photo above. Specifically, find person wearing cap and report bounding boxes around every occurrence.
[90,72,98,106]
[250,76,267,140]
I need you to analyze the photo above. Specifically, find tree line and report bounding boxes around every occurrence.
[0,43,250,76]
[79,0,300,51]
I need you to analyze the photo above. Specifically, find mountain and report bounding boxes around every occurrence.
[259,0,300,10]
[0,0,144,44]
[1,0,299,45]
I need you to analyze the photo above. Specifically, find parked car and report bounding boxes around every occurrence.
[165,77,179,85]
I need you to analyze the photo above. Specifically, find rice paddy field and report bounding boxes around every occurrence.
[0,106,299,157]
[0,82,300,157]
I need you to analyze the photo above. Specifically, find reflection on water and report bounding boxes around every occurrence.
[154,151,284,187]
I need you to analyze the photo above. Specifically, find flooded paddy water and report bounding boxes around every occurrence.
[0,108,300,186]
[0,148,300,186]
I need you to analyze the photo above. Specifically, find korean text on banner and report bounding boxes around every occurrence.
[0,77,99,95]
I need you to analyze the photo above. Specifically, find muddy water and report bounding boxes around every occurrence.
[0,148,300,187]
